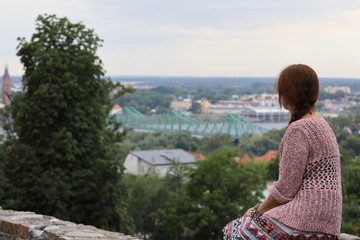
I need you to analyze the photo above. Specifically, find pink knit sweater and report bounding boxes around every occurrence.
[265,118,342,236]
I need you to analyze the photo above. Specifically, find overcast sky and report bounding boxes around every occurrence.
[1,0,360,78]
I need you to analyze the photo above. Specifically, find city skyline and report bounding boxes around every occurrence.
[1,0,360,78]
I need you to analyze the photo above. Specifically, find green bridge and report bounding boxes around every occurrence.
[114,107,267,139]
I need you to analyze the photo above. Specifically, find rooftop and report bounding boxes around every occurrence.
[130,149,198,166]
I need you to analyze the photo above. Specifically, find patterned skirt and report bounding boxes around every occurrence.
[222,215,338,240]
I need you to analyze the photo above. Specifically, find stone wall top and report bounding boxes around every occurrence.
[0,209,140,240]
[0,209,359,240]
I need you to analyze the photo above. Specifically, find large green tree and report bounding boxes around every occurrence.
[2,14,132,232]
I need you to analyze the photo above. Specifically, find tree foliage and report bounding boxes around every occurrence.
[342,157,360,234]
[199,133,234,153]
[1,14,132,232]
[239,134,280,156]
[153,150,268,240]
[119,130,201,154]
[116,89,172,114]
[325,115,360,234]
[318,90,346,101]
[340,135,360,158]
[125,174,168,238]
[189,100,201,114]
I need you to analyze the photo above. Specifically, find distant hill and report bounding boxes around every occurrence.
[109,76,360,91]
[109,76,274,88]
[8,76,360,91]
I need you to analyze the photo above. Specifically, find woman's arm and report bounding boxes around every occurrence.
[245,125,309,217]
[244,194,282,217]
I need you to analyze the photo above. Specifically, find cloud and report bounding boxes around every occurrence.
[100,8,360,77]
[1,0,360,77]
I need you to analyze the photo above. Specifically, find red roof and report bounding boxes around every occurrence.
[238,150,278,164]
[188,152,207,160]
[113,104,122,109]
[239,154,251,163]
[254,150,278,161]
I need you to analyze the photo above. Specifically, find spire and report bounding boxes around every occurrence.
[2,65,11,105]
[4,65,8,76]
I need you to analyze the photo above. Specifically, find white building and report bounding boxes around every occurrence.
[323,99,355,111]
[124,149,199,177]
[324,86,351,94]
[241,107,290,122]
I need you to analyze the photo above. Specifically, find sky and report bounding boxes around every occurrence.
[1,0,360,78]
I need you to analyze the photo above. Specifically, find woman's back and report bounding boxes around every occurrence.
[266,118,342,236]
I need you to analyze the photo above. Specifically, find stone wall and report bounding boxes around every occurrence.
[0,209,359,240]
[341,234,360,240]
[0,209,140,240]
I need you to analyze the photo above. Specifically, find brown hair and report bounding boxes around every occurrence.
[276,64,319,125]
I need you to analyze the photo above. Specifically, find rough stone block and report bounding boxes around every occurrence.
[340,233,360,240]
[1,220,18,235]
[0,236,15,240]
[17,221,33,239]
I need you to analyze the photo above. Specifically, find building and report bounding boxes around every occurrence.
[124,149,200,176]
[171,99,192,111]
[213,100,259,108]
[209,100,259,114]
[254,150,278,161]
[2,66,11,105]
[209,94,280,115]
[188,152,207,160]
[236,154,251,163]
[324,86,351,94]
[323,99,355,111]
[110,104,122,115]
[200,98,211,113]
[240,107,290,122]
[238,150,278,163]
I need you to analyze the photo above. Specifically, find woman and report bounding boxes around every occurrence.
[223,64,342,240]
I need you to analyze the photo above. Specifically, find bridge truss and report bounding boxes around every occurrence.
[114,107,267,139]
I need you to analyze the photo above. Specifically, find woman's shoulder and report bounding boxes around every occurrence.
[286,117,336,142]
[285,118,331,138]
[288,117,327,129]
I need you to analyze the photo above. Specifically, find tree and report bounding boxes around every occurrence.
[154,149,267,240]
[341,157,360,234]
[239,135,280,156]
[2,14,132,232]
[116,89,172,114]
[199,133,234,153]
[189,100,201,114]
[327,115,360,141]
[340,135,360,158]
[125,174,168,239]
[318,90,345,101]
[118,130,202,153]
[125,163,191,240]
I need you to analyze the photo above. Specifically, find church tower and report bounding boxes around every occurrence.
[2,66,11,105]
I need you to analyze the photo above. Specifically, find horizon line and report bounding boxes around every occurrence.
[7,75,360,79]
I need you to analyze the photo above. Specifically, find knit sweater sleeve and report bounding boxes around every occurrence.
[270,125,309,204]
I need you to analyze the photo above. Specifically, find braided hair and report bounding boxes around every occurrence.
[276,64,319,125]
